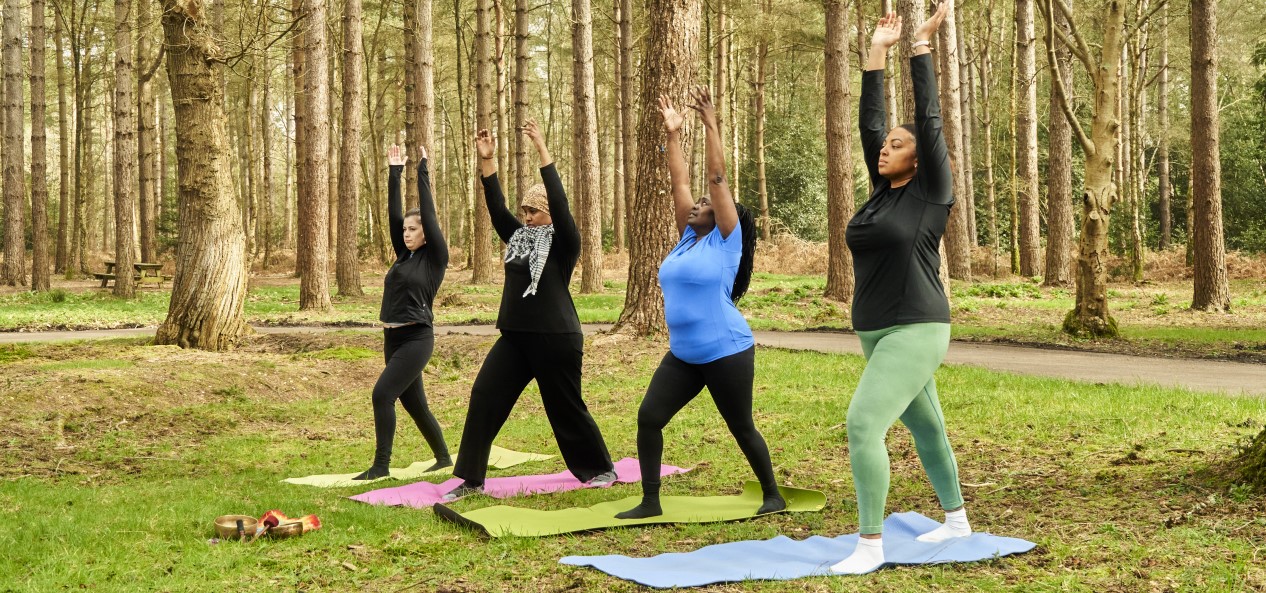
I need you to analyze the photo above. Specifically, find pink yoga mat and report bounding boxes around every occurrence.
[349,457,689,508]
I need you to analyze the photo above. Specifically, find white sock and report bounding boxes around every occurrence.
[830,536,884,574]
[916,508,972,543]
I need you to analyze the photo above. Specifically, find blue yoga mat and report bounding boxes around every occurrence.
[560,512,1036,588]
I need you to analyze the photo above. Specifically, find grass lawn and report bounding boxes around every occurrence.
[2,332,1265,591]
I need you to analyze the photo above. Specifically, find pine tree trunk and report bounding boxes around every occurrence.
[895,0,922,125]
[1043,0,1074,287]
[299,0,333,310]
[754,7,770,241]
[957,7,977,246]
[155,0,249,350]
[1014,0,1040,277]
[261,55,273,268]
[29,0,50,291]
[337,0,365,297]
[1,0,26,286]
[54,10,70,274]
[138,0,158,264]
[1189,0,1230,312]
[327,19,339,259]
[403,0,420,207]
[292,0,307,275]
[618,0,635,251]
[495,0,509,193]
[938,1,971,281]
[111,0,137,296]
[572,0,603,293]
[419,0,436,177]
[614,0,701,335]
[611,0,625,253]
[471,0,496,283]
[514,0,531,204]
[823,0,854,302]
[1156,10,1171,250]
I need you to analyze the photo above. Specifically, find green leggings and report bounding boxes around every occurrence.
[847,322,962,534]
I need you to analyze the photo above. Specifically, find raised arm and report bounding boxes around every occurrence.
[387,144,408,258]
[659,95,694,235]
[861,12,901,187]
[475,129,523,242]
[415,147,448,267]
[523,120,580,253]
[911,2,952,204]
[687,86,737,238]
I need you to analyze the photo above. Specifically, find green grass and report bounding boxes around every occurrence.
[2,334,1265,591]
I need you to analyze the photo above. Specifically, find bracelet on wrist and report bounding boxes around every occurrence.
[912,40,932,50]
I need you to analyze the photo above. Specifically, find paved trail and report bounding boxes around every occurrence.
[4,325,1263,396]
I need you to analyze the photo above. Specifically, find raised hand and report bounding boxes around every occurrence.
[522,119,545,146]
[914,2,949,42]
[870,12,902,49]
[419,145,428,161]
[475,129,496,160]
[686,86,718,128]
[659,94,685,134]
[388,144,408,166]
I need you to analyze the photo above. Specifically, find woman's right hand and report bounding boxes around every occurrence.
[659,94,685,134]
[475,129,496,160]
[388,144,407,166]
[870,12,902,49]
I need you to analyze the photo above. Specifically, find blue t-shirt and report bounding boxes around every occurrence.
[658,225,755,364]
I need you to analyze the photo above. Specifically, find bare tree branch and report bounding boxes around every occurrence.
[1051,0,1094,72]
[1045,0,1094,156]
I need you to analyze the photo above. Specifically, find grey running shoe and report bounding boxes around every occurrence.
[440,483,482,502]
[586,470,618,487]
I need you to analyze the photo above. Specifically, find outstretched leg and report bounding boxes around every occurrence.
[702,347,784,514]
[449,335,533,492]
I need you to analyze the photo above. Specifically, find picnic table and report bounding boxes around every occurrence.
[94,261,169,288]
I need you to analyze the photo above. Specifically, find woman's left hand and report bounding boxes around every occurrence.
[913,1,949,42]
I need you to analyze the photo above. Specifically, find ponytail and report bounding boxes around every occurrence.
[732,203,756,304]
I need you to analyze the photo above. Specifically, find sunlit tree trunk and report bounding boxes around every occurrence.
[471,0,496,283]
[614,0,701,335]
[29,0,51,290]
[337,0,365,297]
[1,0,26,286]
[1189,0,1229,311]
[155,0,248,350]
[298,0,333,310]
[823,0,854,302]
[1043,0,1074,287]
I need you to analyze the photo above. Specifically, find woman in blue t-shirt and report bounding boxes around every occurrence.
[615,87,784,520]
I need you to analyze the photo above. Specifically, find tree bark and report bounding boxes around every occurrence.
[2,0,26,286]
[111,0,137,296]
[956,4,977,245]
[754,1,770,240]
[471,0,496,283]
[155,0,249,350]
[619,0,635,253]
[1014,0,1040,277]
[404,0,420,208]
[1043,0,1074,287]
[613,0,701,335]
[29,0,50,291]
[138,0,158,264]
[981,3,999,276]
[1189,0,1230,311]
[337,0,365,297]
[419,0,436,185]
[823,0,854,302]
[513,0,532,206]
[261,54,273,268]
[54,9,70,274]
[611,0,625,252]
[326,17,339,261]
[298,0,333,310]
[937,0,971,281]
[292,0,307,275]
[1156,9,1171,250]
[572,0,603,293]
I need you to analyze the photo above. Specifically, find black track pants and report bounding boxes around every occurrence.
[371,325,449,467]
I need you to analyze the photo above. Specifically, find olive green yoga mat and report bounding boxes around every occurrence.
[282,446,554,488]
[433,481,826,538]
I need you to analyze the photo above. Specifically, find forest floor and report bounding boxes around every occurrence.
[2,331,1265,591]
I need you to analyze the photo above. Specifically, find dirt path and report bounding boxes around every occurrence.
[5,324,1263,396]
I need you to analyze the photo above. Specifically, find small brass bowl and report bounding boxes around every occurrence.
[213,515,259,539]
[268,521,304,539]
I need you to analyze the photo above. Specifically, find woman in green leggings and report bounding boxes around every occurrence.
[831,2,971,574]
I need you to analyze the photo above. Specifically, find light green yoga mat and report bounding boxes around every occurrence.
[434,481,826,538]
[282,446,554,488]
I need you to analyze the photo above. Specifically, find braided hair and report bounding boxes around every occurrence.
[731,203,756,304]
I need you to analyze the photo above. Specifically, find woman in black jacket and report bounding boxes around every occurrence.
[354,145,451,480]
[442,121,616,500]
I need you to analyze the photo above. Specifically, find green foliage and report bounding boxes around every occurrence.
[751,109,829,241]
[958,282,1043,299]
[301,346,377,361]
[1236,425,1266,491]
[0,344,35,363]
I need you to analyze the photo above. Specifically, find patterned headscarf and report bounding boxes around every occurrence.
[504,224,554,297]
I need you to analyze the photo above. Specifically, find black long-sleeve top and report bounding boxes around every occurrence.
[379,160,448,326]
[481,163,582,334]
[846,54,953,332]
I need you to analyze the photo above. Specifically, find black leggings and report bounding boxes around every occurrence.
[635,346,778,496]
[371,325,448,468]
[453,331,613,485]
